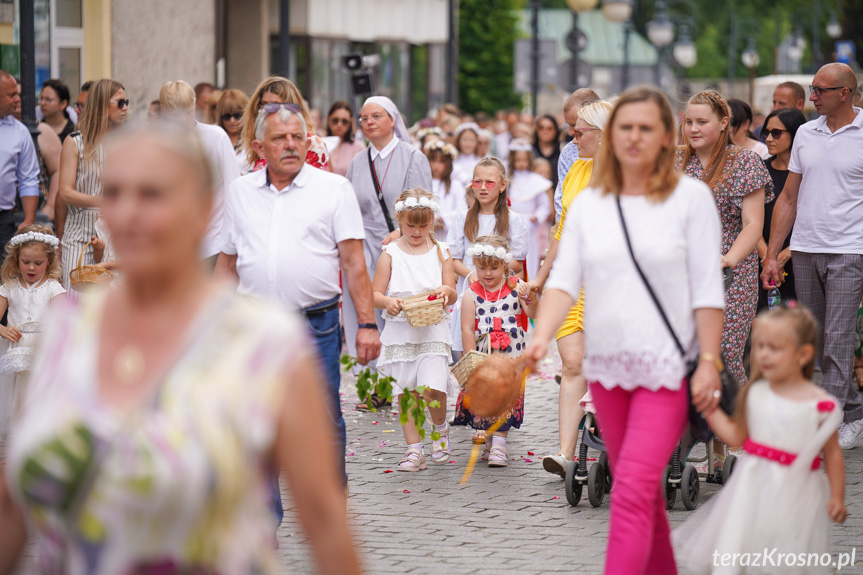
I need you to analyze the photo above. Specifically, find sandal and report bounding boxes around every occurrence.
[488,444,508,467]
[481,437,492,461]
[397,447,427,472]
[430,425,451,464]
[355,393,392,411]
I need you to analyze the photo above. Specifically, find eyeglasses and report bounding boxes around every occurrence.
[329,117,352,126]
[221,112,243,122]
[260,102,303,116]
[110,99,130,110]
[359,113,386,125]
[573,126,600,140]
[809,85,845,98]
[761,128,789,140]
[75,102,85,112]
[470,179,499,190]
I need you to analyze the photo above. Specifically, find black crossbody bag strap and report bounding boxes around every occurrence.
[368,148,396,233]
[615,195,686,358]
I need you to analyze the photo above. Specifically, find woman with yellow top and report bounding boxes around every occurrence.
[526,101,615,477]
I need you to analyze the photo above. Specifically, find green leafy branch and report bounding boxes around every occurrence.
[341,354,441,441]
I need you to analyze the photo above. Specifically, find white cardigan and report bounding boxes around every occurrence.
[546,176,725,391]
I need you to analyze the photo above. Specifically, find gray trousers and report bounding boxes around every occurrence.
[793,252,863,423]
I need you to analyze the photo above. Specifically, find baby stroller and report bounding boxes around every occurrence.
[662,352,740,510]
[662,428,739,510]
[564,392,612,507]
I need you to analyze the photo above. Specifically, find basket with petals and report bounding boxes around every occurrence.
[69,240,113,289]
[401,290,445,328]
[451,335,490,388]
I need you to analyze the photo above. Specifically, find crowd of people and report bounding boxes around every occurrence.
[0,59,861,573]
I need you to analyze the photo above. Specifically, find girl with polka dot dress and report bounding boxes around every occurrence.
[453,235,537,466]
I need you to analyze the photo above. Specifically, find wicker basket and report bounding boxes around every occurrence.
[402,290,445,328]
[69,240,113,289]
[451,335,490,388]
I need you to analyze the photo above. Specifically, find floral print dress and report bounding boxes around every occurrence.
[677,147,774,384]
[5,289,308,575]
[453,280,528,431]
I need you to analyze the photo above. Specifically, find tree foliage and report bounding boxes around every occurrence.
[458,0,526,114]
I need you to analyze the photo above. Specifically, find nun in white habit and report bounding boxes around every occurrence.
[344,96,433,369]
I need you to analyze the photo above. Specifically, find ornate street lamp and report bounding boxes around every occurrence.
[826,11,842,40]
[646,2,675,49]
[566,0,598,91]
[741,36,760,106]
[602,0,633,23]
[673,24,697,69]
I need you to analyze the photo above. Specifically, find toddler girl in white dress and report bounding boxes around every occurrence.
[676,306,847,574]
[0,226,66,453]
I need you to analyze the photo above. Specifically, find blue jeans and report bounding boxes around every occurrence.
[270,296,345,527]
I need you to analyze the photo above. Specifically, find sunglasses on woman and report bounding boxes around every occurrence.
[110,99,130,110]
[260,102,303,116]
[329,117,351,126]
[221,112,243,122]
[761,128,789,140]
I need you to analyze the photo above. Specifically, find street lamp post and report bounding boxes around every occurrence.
[646,1,674,87]
[741,35,760,106]
[530,0,541,117]
[602,0,634,92]
[566,0,598,92]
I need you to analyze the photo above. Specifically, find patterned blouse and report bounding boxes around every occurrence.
[5,289,310,575]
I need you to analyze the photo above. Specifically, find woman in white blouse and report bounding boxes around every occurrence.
[524,86,725,575]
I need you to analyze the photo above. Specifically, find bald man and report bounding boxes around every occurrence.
[763,63,863,449]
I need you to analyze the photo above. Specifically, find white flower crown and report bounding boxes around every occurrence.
[508,138,534,152]
[9,231,60,249]
[466,243,514,263]
[395,196,441,214]
[424,139,459,159]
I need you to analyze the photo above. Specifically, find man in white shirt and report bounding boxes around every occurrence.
[158,81,241,267]
[763,63,863,449]
[217,104,381,492]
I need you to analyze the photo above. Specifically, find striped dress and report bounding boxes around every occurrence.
[60,133,103,292]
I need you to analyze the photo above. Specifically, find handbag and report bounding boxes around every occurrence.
[614,195,738,441]
[368,148,396,233]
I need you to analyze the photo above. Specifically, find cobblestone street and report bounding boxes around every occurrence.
[275,346,863,575]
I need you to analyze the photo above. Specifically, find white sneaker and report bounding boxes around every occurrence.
[838,419,863,450]
[542,454,571,477]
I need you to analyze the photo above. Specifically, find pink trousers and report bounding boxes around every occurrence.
[590,381,688,575]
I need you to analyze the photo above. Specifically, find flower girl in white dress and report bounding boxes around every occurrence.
[0,226,66,452]
[372,189,458,472]
[675,306,847,574]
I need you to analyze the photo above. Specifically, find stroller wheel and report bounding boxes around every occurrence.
[588,462,606,507]
[565,460,583,506]
[681,465,701,510]
[599,452,612,493]
[661,465,676,510]
[721,454,737,485]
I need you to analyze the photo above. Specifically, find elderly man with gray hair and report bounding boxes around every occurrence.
[217,103,380,492]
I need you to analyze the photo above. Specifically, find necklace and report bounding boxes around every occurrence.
[401,236,430,256]
[481,280,507,303]
[113,344,146,386]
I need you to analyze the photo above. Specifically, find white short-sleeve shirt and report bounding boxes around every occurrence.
[196,122,242,259]
[788,108,863,254]
[221,164,365,310]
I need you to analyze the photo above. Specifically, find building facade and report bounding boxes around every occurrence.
[1,0,450,123]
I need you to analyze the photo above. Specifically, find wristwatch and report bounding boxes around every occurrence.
[698,353,725,372]
[358,323,379,331]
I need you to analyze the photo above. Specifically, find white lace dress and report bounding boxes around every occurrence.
[674,381,842,574]
[0,277,66,451]
[378,241,455,398]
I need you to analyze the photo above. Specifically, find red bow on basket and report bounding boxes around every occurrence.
[489,317,511,350]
